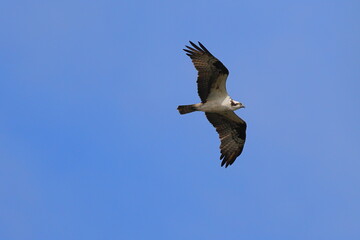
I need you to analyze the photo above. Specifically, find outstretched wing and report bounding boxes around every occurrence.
[205,111,247,167]
[184,41,229,103]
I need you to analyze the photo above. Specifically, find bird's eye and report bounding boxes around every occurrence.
[231,101,236,106]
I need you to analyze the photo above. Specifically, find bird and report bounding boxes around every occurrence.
[177,41,247,167]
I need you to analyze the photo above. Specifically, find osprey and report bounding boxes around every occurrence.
[177,41,247,167]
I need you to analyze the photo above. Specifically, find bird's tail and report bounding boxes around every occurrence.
[177,104,197,114]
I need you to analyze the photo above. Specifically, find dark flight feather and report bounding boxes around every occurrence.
[183,41,229,103]
[205,112,246,167]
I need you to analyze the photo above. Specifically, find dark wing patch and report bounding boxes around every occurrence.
[205,112,247,167]
[212,60,229,75]
[184,41,229,103]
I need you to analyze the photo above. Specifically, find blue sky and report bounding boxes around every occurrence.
[1,0,360,239]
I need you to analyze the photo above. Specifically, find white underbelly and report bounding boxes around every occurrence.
[197,99,230,112]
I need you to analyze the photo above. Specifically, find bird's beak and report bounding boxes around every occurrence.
[241,105,245,108]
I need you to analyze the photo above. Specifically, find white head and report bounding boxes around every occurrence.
[230,100,245,110]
